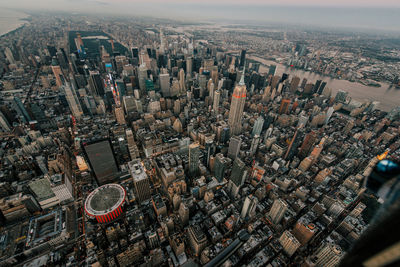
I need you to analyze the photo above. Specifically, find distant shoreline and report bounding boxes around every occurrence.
[0,22,28,38]
[0,10,30,38]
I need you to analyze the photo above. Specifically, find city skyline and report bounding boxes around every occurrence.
[0,3,399,267]
[2,1,400,33]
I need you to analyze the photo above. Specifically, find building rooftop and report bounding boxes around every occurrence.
[128,159,147,182]
[84,184,125,216]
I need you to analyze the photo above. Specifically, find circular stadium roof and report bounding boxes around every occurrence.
[84,184,126,216]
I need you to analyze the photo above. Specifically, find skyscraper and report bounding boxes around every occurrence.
[114,106,126,125]
[83,139,119,185]
[313,79,322,94]
[250,134,260,156]
[186,57,193,75]
[138,64,148,93]
[314,243,343,267]
[179,68,186,93]
[129,159,151,202]
[13,96,31,123]
[299,130,317,159]
[290,76,300,93]
[214,153,230,182]
[4,47,16,65]
[213,89,220,114]
[0,111,11,132]
[239,49,246,67]
[228,136,241,160]
[252,116,264,137]
[279,230,301,257]
[131,47,139,58]
[269,199,288,225]
[279,99,291,114]
[284,127,304,160]
[240,195,258,219]
[228,68,246,135]
[160,73,170,97]
[88,71,105,96]
[62,81,83,119]
[324,107,335,125]
[268,65,277,76]
[318,81,327,95]
[189,143,200,177]
[230,158,247,187]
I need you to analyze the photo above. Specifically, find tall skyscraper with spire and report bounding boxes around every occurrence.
[228,67,246,135]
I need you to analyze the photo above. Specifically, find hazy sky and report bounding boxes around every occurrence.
[2,0,400,33]
[2,0,400,9]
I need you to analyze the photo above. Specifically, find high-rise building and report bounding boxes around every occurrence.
[252,116,264,137]
[138,64,148,93]
[230,158,246,187]
[131,47,139,58]
[290,76,300,93]
[279,99,291,114]
[159,73,170,97]
[4,47,16,65]
[0,111,11,132]
[88,71,105,96]
[129,159,151,202]
[271,75,280,89]
[204,139,215,168]
[211,66,219,86]
[239,49,246,67]
[186,57,193,75]
[83,139,119,185]
[173,118,183,133]
[284,127,304,160]
[189,143,200,177]
[179,202,189,225]
[298,131,317,159]
[62,81,83,119]
[114,106,126,125]
[292,222,317,245]
[310,137,326,164]
[179,68,186,93]
[314,168,332,184]
[125,129,139,160]
[300,78,308,89]
[228,136,241,160]
[188,225,207,256]
[269,199,288,225]
[314,243,343,267]
[279,230,301,257]
[318,81,327,95]
[268,65,277,76]
[313,80,322,94]
[227,157,247,198]
[213,90,220,114]
[250,134,260,156]
[324,107,335,125]
[13,96,31,123]
[214,153,231,182]
[228,69,246,135]
[240,195,258,219]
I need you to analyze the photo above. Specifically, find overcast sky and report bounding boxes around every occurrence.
[2,0,400,32]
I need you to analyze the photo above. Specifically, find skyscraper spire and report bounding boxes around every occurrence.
[229,63,247,135]
[239,64,246,85]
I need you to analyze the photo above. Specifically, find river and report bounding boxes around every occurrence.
[0,9,29,37]
[249,55,399,112]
